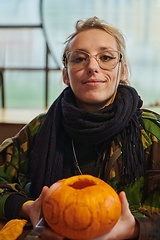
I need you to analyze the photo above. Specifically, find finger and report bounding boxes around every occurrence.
[38,186,49,217]
[32,186,49,227]
[119,191,129,212]
[40,186,49,199]
[36,186,49,207]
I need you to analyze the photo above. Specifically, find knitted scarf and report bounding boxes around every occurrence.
[30,85,145,199]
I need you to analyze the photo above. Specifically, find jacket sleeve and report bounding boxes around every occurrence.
[136,212,160,240]
[0,113,45,220]
[137,112,160,240]
[136,166,160,240]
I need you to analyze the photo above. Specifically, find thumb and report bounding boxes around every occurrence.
[40,186,49,198]
[119,191,129,213]
[31,186,49,227]
[35,186,48,208]
[37,186,49,205]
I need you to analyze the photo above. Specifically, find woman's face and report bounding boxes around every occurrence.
[63,29,127,112]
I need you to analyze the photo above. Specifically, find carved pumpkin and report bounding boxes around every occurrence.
[43,175,121,240]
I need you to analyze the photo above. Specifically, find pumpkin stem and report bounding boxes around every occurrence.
[69,179,96,189]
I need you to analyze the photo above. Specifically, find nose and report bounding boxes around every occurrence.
[86,56,99,74]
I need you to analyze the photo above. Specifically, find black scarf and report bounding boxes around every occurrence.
[30,85,145,199]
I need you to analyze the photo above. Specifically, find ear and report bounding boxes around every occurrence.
[63,68,70,86]
[120,62,128,81]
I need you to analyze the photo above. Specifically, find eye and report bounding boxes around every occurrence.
[100,54,115,62]
[69,51,88,64]
[71,56,86,63]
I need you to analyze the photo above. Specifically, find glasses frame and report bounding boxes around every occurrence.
[64,49,122,70]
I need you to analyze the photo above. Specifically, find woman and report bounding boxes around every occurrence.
[0,17,160,240]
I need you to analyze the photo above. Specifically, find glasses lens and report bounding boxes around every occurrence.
[66,50,120,70]
[97,51,119,70]
[67,51,88,69]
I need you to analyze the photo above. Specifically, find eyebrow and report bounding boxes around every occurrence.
[74,47,117,53]
[99,47,116,51]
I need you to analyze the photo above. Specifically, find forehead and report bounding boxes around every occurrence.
[69,29,118,52]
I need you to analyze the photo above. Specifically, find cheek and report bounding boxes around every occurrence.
[68,69,82,86]
[108,67,120,83]
[104,70,117,83]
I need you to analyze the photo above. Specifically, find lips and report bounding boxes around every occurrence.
[83,79,105,85]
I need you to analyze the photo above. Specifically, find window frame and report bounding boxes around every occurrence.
[0,0,61,109]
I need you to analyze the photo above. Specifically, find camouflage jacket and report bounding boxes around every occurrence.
[0,110,160,239]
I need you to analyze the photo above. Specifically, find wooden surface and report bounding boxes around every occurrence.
[0,220,33,239]
[0,108,46,144]
[0,123,25,144]
[0,108,46,124]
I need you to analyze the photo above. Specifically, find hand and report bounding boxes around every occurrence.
[91,191,140,240]
[20,186,48,227]
[21,186,65,239]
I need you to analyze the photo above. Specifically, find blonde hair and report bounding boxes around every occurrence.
[63,17,130,85]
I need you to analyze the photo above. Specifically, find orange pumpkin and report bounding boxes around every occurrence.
[43,174,121,240]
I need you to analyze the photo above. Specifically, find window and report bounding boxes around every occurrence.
[0,0,63,110]
[1,0,160,111]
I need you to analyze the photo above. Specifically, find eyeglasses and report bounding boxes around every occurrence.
[64,50,122,70]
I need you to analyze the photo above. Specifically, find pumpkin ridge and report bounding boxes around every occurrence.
[44,199,60,225]
[63,202,93,230]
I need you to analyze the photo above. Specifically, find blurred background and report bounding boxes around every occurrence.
[0,0,160,141]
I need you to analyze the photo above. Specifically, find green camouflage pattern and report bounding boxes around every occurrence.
[0,110,160,220]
